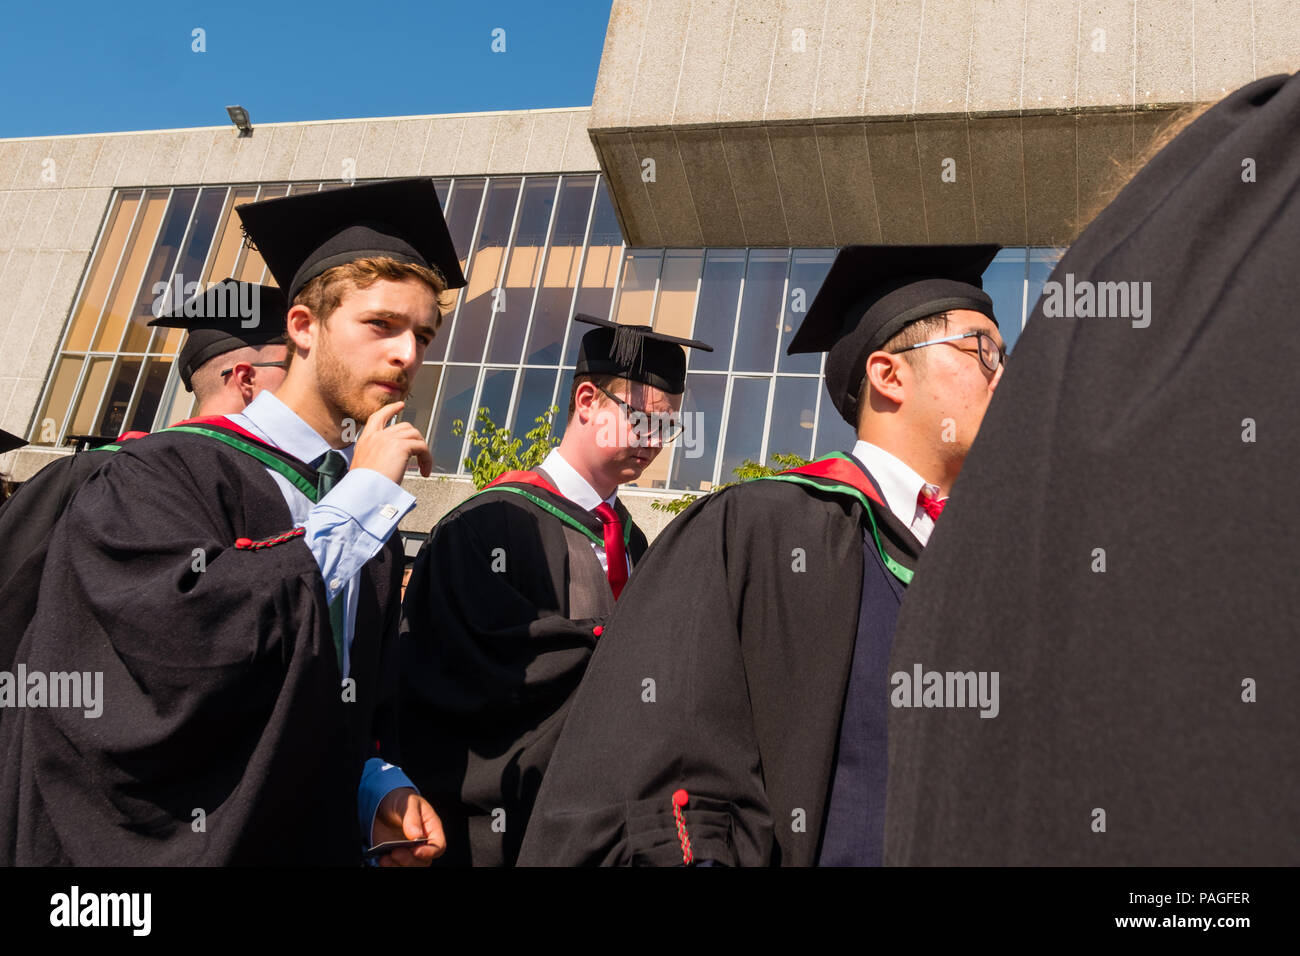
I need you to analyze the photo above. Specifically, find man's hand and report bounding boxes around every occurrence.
[351,402,433,483]
[371,787,445,867]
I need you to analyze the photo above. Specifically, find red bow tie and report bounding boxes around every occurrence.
[918,489,947,521]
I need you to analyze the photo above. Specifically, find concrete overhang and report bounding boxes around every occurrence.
[587,0,1299,248]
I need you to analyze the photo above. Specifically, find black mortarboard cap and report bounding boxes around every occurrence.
[788,244,1001,425]
[64,434,120,453]
[574,314,713,394]
[0,428,26,454]
[235,178,467,303]
[148,279,288,391]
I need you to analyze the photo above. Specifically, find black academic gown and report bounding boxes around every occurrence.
[883,73,1300,866]
[516,453,921,866]
[0,449,116,684]
[399,468,648,866]
[0,425,404,866]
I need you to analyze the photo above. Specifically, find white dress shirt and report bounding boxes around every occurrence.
[850,440,945,547]
[540,447,633,576]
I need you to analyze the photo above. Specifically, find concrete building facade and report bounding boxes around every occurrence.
[0,0,1295,541]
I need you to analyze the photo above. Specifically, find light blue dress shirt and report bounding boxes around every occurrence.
[228,391,418,844]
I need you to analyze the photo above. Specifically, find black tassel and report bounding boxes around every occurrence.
[611,324,643,374]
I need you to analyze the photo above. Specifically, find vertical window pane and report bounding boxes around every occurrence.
[92,189,168,352]
[613,250,661,326]
[68,356,114,437]
[718,377,771,484]
[813,383,856,457]
[150,187,226,353]
[690,250,745,372]
[434,180,450,207]
[128,358,171,432]
[476,367,517,428]
[429,365,479,474]
[512,367,560,437]
[780,249,835,373]
[32,355,84,444]
[732,249,789,372]
[766,376,819,461]
[487,176,557,364]
[403,363,443,436]
[983,247,1027,354]
[670,373,726,491]
[445,179,485,268]
[426,178,484,362]
[653,249,702,340]
[203,187,259,289]
[65,191,140,353]
[172,187,227,289]
[567,181,621,364]
[526,175,594,365]
[95,358,142,436]
[450,177,520,363]
[122,187,197,352]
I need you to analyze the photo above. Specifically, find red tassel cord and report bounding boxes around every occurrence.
[672,789,693,865]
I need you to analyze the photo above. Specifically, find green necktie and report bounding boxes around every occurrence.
[316,450,348,497]
[315,450,349,672]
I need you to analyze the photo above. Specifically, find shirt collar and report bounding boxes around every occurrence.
[541,448,616,512]
[228,391,351,467]
[850,440,938,528]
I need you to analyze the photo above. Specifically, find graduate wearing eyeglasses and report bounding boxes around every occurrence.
[399,314,712,866]
[519,245,1007,866]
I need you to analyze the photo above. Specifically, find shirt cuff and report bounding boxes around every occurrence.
[321,468,416,543]
[358,757,419,848]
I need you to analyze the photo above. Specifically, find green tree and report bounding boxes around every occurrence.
[649,452,810,514]
[451,404,561,489]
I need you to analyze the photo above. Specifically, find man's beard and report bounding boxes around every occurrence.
[314,327,409,427]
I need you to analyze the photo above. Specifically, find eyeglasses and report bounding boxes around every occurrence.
[889,330,1006,374]
[595,384,685,443]
[219,360,290,378]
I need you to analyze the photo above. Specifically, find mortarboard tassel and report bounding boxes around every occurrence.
[611,323,644,376]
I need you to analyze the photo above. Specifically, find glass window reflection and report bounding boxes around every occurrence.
[766,376,819,461]
[691,250,745,372]
[718,377,771,483]
[450,177,521,363]
[671,373,726,491]
[526,175,594,365]
[732,249,788,373]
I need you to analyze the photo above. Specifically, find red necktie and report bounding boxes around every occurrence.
[594,502,629,600]
[918,488,947,521]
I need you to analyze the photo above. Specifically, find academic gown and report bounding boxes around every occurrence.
[884,73,1300,866]
[399,468,649,866]
[0,422,404,866]
[516,453,922,866]
[0,448,116,683]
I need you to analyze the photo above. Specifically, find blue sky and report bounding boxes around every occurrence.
[0,0,613,137]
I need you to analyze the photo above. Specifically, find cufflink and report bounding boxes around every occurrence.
[380,504,398,519]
